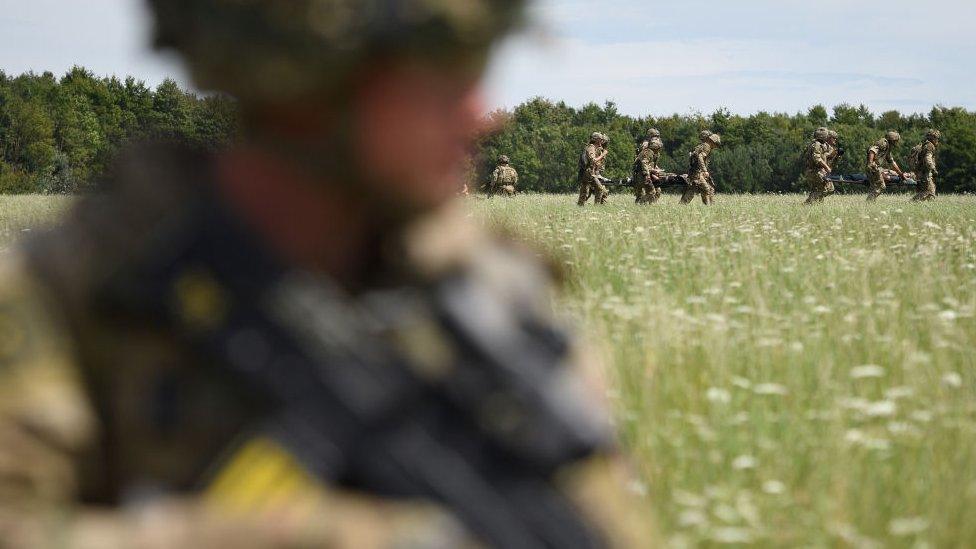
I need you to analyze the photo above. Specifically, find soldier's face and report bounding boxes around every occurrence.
[351,60,487,211]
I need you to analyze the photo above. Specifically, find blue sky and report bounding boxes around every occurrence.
[1,0,973,116]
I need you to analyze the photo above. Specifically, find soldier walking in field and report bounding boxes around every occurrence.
[803,127,833,204]
[909,129,941,202]
[866,130,907,201]
[488,154,519,197]
[680,131,720,205]
[633,133,663,204]
[578,132,610,206]
[0,1,650,547]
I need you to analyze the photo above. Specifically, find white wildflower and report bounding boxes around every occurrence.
[942,372,963,388]
[938,310,958,322]
[850,365,885,379]
[864,400,897,418]
[888,517,930,537]
[762,480,786,495]
[732,455,757,470]
[711,527,754,544]
[753,383,788,396]
[706,388,732,404]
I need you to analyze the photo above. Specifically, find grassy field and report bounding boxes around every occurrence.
[3,193,974,546]
[471,193,976,547]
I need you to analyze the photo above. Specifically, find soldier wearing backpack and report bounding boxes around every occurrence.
[488,155,519,197]
[866,131,907,201]
[909,130,941,202]
[803,127,833,204]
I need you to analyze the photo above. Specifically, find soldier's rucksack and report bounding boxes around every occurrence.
[497,166,517,185]
[908,143,925,172]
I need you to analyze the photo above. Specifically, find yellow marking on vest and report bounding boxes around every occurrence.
[206,437,321,514]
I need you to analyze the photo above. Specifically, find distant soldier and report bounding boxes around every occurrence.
[680,132,720,205]
[866,130,906,201]
[634,137,664,204]
[803,127,833,204]
[822,130,842,198]
[909,129,941,202]
[488,154,519,197]
[578,132,610,206]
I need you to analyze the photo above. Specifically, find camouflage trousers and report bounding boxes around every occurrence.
[578,177,608,206]
[635,182,662,204]
[866,163,886,201]
[680,173,714,205]
[911,171,936,202]
[803,170,833,204]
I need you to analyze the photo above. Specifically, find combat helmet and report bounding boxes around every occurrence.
[498,155,510,164]
[707,133,722,147]
[146,0,528,101]
[590,131,604,143]
[814,127,829,141]
[885,130,902,143]
[828,130,839,140]
[646,128,661,139]
[699,130,713,141]
[648,137,664,151]
[926,129,942,142]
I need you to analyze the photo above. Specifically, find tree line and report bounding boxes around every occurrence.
[0,67,237,193]
[1,68,974,194]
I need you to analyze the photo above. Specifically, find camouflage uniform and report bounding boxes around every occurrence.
[489,157,518,198]
[633,138,662,204]
[910,130,940,202]
[0,1,650,547]
[803,128,831,204]
[680,133,719,205]
[578,135,609,206]
[866,132,901,201]
[823,130,840,197]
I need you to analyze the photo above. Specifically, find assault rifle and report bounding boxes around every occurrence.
[102,188,611,549]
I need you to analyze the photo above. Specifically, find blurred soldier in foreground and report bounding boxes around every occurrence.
[633,135,664,205]
[0,1,649,547]
[803,127,833,205]
[578,132,610,206]
[866,130,906,201]
[909,129,941,202]
[487,154,519,197]
[680,132,720,205]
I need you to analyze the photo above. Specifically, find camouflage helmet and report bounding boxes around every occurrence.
[147,0,527,101]
[699,130,713,142]
[648,137,664,151]
[926,129,942,142]
[707,133,722,147]
[814,127,829,141]
[646,128,661,139]
[885,130,902,143]
[828,130,839,140]
[590,131,604,143]
[498,154,510,164]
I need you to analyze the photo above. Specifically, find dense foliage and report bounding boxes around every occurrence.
[2,68,974,194]
[476,99,976,194]
[0,68,237,193]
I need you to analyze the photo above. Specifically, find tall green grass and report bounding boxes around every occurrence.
[472,193,976,547]
[4,193,974,546]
